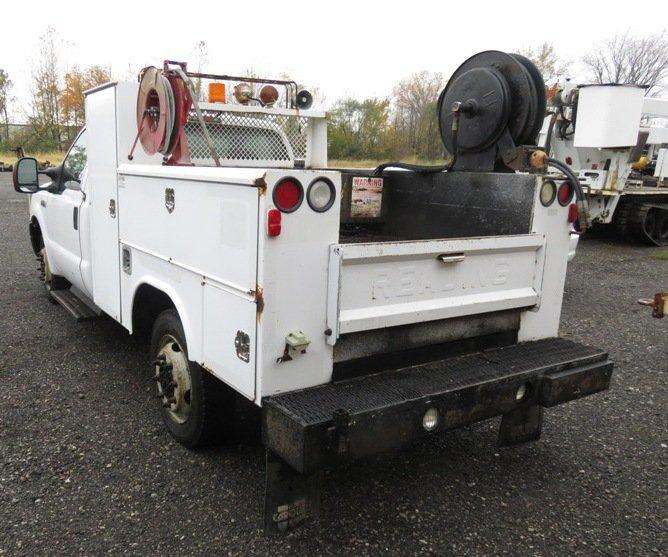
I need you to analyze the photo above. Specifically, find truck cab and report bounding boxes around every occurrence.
[12,52,613,533]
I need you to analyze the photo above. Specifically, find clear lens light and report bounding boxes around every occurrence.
[422,407,440,431]
[540,181,556,206]
[308,180,333,210]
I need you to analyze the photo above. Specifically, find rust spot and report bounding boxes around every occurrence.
[255,174,267,195]
[255,285,264,319]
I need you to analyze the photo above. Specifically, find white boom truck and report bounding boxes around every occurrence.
[12,52,613,533]
[541,82,668,245]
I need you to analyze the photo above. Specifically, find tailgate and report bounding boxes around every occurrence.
[326,234,544,343]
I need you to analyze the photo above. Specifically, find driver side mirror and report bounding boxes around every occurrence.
[12,157,40,194]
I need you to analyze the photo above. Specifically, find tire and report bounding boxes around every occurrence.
[150,308,235,448]
[39,247,69,303]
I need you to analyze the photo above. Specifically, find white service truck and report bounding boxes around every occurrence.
[12,53,613,532]
[541,82,668,245]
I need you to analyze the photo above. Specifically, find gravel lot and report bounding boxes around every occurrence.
[1,173,666,556]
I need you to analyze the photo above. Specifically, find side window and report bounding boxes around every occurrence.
[63,130,87,183]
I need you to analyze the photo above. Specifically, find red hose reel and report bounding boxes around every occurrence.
[132,66,193,164]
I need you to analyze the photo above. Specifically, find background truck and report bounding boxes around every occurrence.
[11,52,613,532]
[541,82,668,245]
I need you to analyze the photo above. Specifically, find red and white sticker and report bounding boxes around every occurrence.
[351,177,384,218]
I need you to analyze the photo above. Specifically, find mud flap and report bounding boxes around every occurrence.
[497,405,543,447]
[264,450,322,534]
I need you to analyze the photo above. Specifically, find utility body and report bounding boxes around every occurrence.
[12,53,613,532]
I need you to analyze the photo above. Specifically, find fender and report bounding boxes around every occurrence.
[128,275,201,362]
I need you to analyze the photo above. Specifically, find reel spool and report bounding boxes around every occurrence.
[135,66,193,163]
[437,50,546,171]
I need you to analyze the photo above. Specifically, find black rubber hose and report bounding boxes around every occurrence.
[371,162,448,177]
[372,111,461,177]
[542,112,557,154]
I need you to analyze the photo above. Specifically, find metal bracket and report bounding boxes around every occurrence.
[329,408,351,456]
[264,450,321,534]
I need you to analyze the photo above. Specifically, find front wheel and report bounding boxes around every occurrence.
[38,247,69,302]
[150,308,234,448]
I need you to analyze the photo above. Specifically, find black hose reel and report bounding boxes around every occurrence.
[438,50,546,172]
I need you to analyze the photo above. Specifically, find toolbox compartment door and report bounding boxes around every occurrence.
[327,234,544,342]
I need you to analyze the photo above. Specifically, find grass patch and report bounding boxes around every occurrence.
[329,158,444,169]
[653,249,668,261]
[0,151,64,166]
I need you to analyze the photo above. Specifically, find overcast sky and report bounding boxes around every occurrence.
[2,0,666,120]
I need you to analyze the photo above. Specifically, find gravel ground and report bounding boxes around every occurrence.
[1,173,666,556]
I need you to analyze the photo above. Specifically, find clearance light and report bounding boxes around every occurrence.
[233,82,253,104]
[307,178,336,212]
[540,180,556,207]
[273,178,303,213]
[208,82,226,103]
[557,181,574,206]
[260,85,279,107]
[568,203,579,223]
[267,209,281,237]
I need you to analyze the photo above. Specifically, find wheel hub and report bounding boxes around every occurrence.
[154,335,192,424]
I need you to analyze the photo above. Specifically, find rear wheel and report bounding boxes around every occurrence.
[150,308,234,448]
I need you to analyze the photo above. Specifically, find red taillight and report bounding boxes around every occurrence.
[273,178,303,213]
[565,156,573,165]
[557,181,573,206]
[568,203,578,223]
[267,209,281,237]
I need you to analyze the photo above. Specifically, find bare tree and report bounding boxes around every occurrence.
[0,69,12,141]
[582,31,668,93]
[516,43,568,82]
[30,27,63,150]
[391,71,444,159]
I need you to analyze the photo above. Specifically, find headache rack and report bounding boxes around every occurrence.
[165,60,327,168]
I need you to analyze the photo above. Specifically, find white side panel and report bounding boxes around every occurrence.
[86,86,121,320]
[256,170,342,400]
[202,283,256,398]
[518,180,572,341]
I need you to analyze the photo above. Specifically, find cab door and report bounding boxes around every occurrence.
[45,130,88,293]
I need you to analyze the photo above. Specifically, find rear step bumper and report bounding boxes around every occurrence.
[263,338,613,475]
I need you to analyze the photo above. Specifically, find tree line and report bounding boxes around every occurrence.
[0,28,110,154]
[0,30,666,159]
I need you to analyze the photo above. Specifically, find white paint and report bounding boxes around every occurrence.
[574,85,646,148]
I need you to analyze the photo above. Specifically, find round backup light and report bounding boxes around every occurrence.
[307,178,336,212]
[273,178,303,213]
[422,407,440,432]
[540,180,557,207]
[557,181,574,206]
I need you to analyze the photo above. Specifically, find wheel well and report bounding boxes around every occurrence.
[132,284,176,338]
[29,217,44,255]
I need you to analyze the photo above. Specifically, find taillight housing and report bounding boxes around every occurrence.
[307,178,336,212]
[273,177,303,213]
[267,209,281,237]
[557,181,574,206]
[568,203,579,223]
[540,180,557,207]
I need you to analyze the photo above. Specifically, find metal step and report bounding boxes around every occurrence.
[263,338,612,473]
[50,289,100,321]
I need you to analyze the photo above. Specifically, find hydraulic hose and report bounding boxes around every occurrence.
[545,156,590,230]
[372,106,463,177]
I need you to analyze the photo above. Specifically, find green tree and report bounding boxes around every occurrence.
[328,97,390,159]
